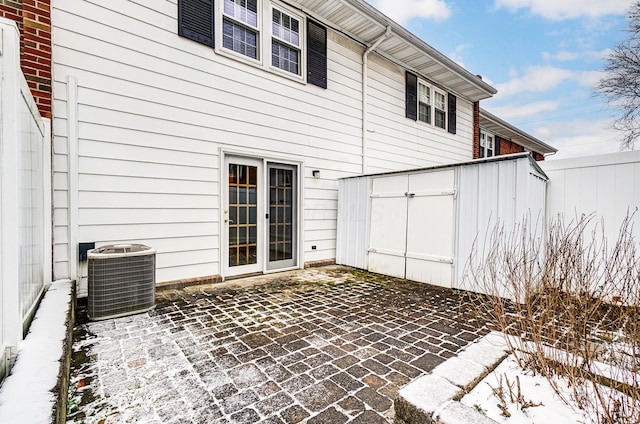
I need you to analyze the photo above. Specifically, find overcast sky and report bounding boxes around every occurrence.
[368,0,636,159]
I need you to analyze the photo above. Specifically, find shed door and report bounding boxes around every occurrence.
[368,175,408,278]
[367,170,456,287]
[405,171,455,286]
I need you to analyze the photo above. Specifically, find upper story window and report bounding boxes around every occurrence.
[222,0,259,60]
[418,83,431,124]
[271,8,301,74]
[412,78,448,131]
[178,0,327,87]
[405,72,456,134]
[434,91,446,129]
[479,130,495,158]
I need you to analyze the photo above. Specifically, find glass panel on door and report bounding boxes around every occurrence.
[229,163,258,267]
[268,165,296,269]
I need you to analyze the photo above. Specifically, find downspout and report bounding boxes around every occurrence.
[67,76,79,283]
[362,26,392,174]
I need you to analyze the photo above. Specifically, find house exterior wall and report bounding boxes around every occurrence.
[51,0,479,291]
[0,0,52,118]
[365,55,475,172]
[498,137,525,156]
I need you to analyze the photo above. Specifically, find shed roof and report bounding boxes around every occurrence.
[340,152,549,181]
[290,0,497,102]
[480,108,558,155]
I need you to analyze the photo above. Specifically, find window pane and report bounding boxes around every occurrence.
[435,109,445,129]
[223,20,258,59]
[434,92,446,128]
[272,40,299,74]
[229,206,237,224]
[272,9,300,46]
[418,83,430,123]
[224,0,258,27]
[418,103,431,124]
[434,92,446,110]
[418,84,430,103]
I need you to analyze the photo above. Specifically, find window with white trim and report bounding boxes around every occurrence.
[418,83,431,124]
[405,72,456,133]
[271,8,301,74]
[480,130,495,158]
[222,0,259,60]
[178,0,327,87]
[434,90,446,129]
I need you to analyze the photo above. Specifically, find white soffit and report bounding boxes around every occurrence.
[290,0,497,102]
[480,108,558,155]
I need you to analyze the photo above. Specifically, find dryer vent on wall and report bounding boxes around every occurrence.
[88,244,156,321]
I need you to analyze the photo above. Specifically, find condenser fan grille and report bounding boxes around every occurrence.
[88,244,156,320]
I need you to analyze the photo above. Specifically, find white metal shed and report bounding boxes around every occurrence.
[336,153,548,288]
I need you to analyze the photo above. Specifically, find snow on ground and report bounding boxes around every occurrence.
[0,279,73,424]
[461,354,590,423]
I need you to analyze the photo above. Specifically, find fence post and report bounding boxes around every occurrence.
[0,18,23,370]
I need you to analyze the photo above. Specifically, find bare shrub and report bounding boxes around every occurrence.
[464,212,640,423]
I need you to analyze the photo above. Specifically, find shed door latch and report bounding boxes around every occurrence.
[404,192,415,198]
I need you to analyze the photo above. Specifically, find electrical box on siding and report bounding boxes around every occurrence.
[336,153,548,289]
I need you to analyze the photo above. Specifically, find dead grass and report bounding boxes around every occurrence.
[464,212,640,424]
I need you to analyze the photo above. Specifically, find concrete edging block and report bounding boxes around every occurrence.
[435,401,498,424]
[431,356,486,389]
[395,332,510,424]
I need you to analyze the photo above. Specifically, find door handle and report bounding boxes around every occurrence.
[225,219,234,223]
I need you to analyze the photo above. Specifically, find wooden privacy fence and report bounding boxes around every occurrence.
[0,17,52,382]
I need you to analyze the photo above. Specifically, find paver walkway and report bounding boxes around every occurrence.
[67,266,488,423]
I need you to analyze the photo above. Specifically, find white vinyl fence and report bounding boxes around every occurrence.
[0,18,52,381]
[541,151,640,241]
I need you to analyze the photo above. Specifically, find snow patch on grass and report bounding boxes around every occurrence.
[461,355,590,423]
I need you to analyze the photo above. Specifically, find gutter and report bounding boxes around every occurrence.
[362,26,392,174]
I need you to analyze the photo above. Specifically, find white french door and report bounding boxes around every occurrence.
[223,156,298,277]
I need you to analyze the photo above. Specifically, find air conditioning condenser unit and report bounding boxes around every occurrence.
[88,244,156,321]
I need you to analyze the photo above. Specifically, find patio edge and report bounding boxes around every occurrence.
[54,279,76,424]
[394,331,509,424]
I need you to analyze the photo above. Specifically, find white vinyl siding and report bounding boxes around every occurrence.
[51,0,477,290]
[365,54,474,173]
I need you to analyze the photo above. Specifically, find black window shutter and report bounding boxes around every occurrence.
[178,0,214,48]
[307,20,327,88]
[447,93,457,134]
[405,72,417,120]
[495,136,501,155]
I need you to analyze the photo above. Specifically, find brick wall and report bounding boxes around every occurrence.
[497,137,524,155]
[497,137,545,161]
[0,0,51,118]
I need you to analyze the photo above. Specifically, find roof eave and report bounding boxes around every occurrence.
[480,108,558,155]
[289,0,497,102]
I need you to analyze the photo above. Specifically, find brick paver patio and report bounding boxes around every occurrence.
[67,266,488,423]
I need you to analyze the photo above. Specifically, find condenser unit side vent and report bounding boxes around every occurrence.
[88,244,156,321]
